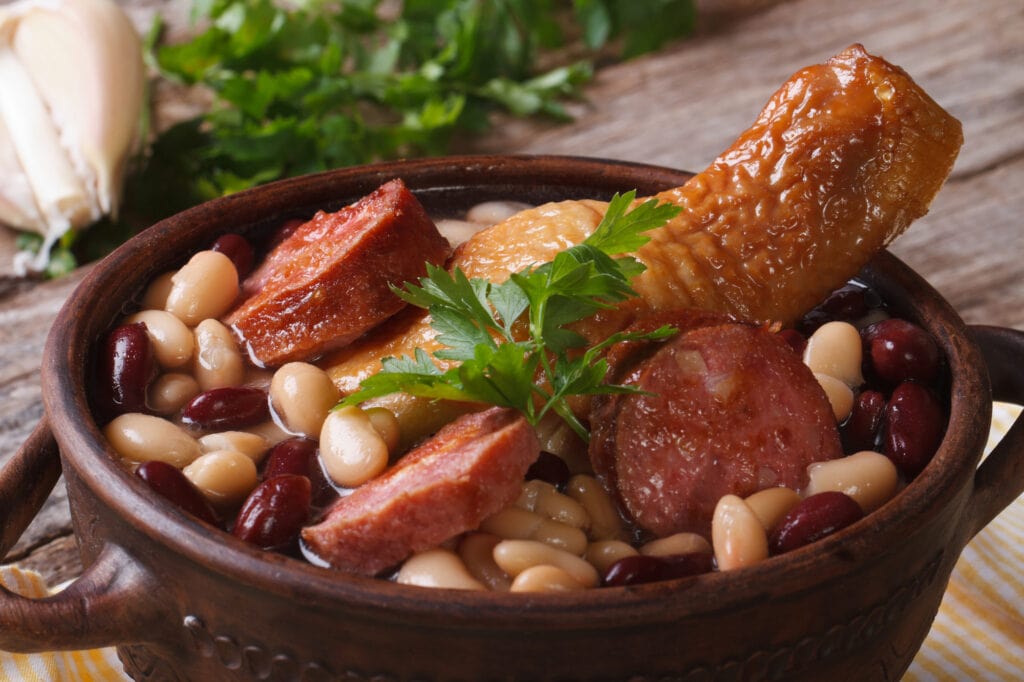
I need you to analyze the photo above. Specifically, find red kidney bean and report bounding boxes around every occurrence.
[882,381,945,476]
[263,437,318,478]
[797,284,870,334]
[136,460,218,526]
[602,552,714,587]
[768,491,864,555]
[526,451,571,490]
[862,318,941,385]
[841,390,886,452]
[658,552,716,580]
[262,437,335,506]
[180,387,269,430]
[232,474,312,550]
[211,233,256,278]
[818,284,871,321]
[602,554,666,587]
[95,322,155,421]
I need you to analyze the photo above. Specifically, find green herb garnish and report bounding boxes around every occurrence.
[340,191,681,440]
[123,0,696,221]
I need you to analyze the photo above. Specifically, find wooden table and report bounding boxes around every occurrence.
[2,0,1021,589]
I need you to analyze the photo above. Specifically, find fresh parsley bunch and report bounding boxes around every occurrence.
[126,0,695,218]
[342,191,682,440]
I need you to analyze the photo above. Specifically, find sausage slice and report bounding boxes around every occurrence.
[225,179,450,367]
[302,407,540,576]
[591,322,842,538]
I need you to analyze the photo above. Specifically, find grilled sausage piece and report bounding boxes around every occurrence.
[301,407,540,576]
[225,179,450,367]
[590,322,843,538]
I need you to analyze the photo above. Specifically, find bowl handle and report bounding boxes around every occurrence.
[966,325,1024,539]
[0,418,162,652]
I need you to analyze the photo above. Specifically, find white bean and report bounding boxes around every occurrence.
[103,413,200,468]
[364,407,400,454]
[492,540,599,588]
[396,549,486,590]
[183,450,258,507]
[481,507,588,555]
[434,218,486,248]
[533,413,589,472]
[458,533,510,591]
[359,392,474,453]
[319,406,389,488]
[193,319,245,390]
[198,431,270,461]
[565,474,626,541]
[165,250,239,326]
[465,200,533,226]
[270,362,340,438]
[584,540,638,574]
[805,450,899,513]
[803,321,864,388]
[126,310,195,368]
[744,487,801,531]
[147,373,200,415]
[711,494,768,571]
[509,565,586,593]
[814,372,855,421]
[141,271,175,310]
[521,480,590,530]
[640,532,711,557]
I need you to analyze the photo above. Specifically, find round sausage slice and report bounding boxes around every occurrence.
[591,322,842,538]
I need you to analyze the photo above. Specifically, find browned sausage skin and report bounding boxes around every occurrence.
[301,407,540,576]
[226,179,451,367]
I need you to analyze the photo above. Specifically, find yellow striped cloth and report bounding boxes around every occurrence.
[904,402,1024,681]
[1,403,1021,681]
[0,567,127,681]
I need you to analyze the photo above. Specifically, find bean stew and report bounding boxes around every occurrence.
[92,187,949,593]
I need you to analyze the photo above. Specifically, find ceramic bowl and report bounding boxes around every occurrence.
[1,156,1022,682]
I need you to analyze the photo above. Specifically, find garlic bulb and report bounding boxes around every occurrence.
[0,0,145,272]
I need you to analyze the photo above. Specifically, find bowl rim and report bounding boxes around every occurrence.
[41,154,992,627]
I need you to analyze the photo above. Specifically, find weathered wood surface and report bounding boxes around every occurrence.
[0,0,1021,587]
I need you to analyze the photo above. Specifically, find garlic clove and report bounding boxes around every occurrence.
[10,0,145,219]
[0,111,44,233]
[0,0,145,273]
[0,42,92,233]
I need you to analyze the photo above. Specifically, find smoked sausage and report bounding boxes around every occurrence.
[302,407,540,576]
[226,179,450,367]
[591,321,843,538]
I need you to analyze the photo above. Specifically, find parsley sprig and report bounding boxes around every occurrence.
[341,191,681,440]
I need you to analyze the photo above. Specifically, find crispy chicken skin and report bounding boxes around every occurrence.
[634,43,963,324]
[325,44,962,396]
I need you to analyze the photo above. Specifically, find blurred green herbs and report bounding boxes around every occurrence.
[27,0,695,275]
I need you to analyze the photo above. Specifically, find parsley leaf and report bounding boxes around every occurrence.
[341,192,683,441]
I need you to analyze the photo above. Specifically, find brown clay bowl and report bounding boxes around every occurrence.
[1,155,1022,681]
